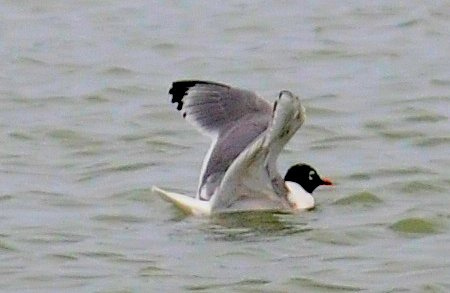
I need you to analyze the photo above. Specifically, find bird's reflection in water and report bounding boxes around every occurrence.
[204,211,313,241]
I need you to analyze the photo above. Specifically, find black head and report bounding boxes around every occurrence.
[284,164,333,193]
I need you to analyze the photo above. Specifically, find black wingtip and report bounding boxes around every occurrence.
[168,80,229,112]
[169,81,203,112]
[169,81,194,111]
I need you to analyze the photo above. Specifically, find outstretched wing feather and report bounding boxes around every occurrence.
[168,80,273,197]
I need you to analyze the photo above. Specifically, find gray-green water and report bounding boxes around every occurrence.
[1,1,449,292]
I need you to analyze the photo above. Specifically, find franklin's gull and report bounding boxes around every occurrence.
[152,80,332,215]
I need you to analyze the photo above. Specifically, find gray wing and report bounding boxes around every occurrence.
[169,80,273,199]
[210,90,305,212]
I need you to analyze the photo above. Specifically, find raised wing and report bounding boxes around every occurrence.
[210,90,305,212]
[169,80,272,136]
[168,80,273,199]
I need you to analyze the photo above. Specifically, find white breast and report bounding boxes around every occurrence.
[285,181,315,210]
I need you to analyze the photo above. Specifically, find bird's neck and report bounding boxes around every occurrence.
[285,181,315,210]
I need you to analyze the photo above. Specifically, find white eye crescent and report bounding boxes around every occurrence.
[309,170,315,180]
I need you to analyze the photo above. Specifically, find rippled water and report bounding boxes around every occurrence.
[1,1,449,292]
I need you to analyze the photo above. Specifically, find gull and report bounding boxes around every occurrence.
[152,80,332,215]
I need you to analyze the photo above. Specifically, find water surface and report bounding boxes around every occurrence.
[0,1,449,292]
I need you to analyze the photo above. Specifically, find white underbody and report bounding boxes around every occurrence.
[152,181,314,216]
